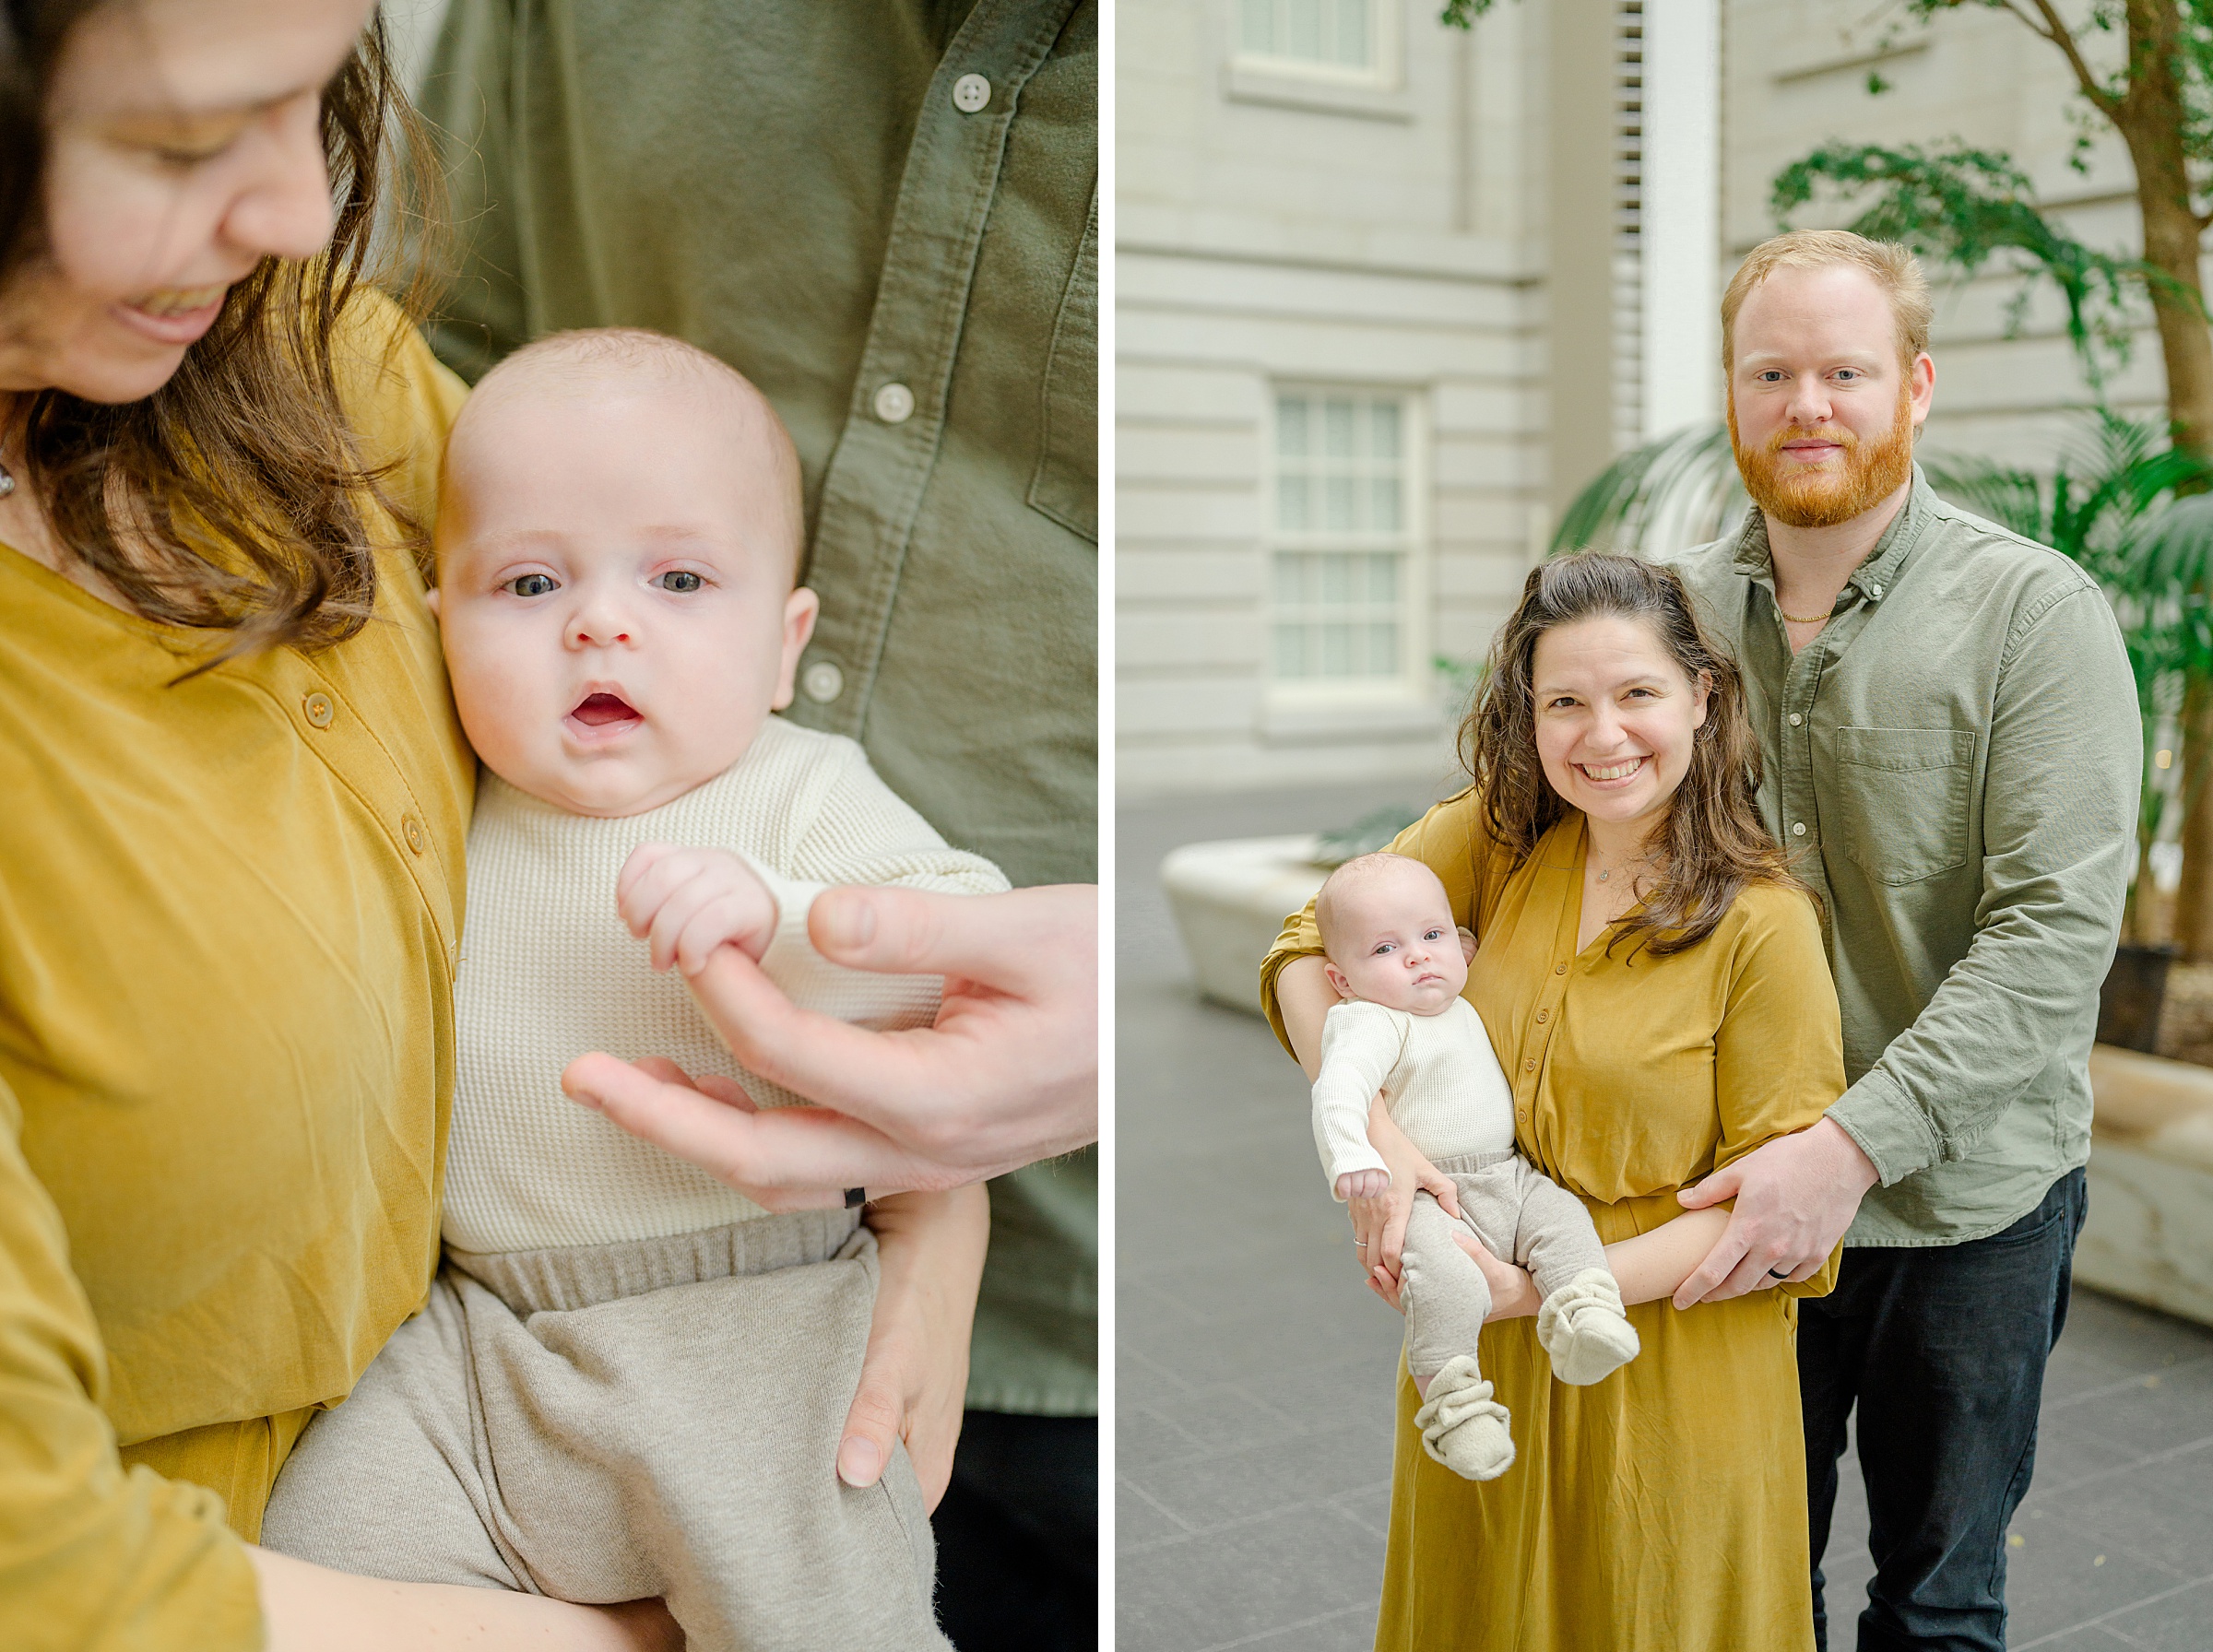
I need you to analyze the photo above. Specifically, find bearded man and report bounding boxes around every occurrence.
[1658,230,2139,1652]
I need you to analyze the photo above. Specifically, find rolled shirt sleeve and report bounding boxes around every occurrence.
[1828,584,2139,1186]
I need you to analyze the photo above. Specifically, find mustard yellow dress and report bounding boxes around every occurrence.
[0,293,469,1646]
[1264,792,1845,1652]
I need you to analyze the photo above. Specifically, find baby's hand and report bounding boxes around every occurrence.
[617,843,779,976]
[1335,1168,1390,1202]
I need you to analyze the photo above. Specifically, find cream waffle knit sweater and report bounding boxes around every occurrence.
[441,715,1008,1255]
[1310,997,1517,1196]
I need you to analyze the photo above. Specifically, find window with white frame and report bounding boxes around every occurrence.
[1268,388,1421,690]
[1237,0,1385,80]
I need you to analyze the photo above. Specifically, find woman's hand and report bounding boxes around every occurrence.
[1354,1101,1462,1299]
[562,886,1096,1206]
[1456,1232,1540,1321]
[250,1548,683,1651]
[840,1185,991,1509]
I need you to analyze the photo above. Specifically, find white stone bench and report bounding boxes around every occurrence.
[1159,834,1328,1018]
[2079,1045,2213,1327]
[1158,834,2213,1328]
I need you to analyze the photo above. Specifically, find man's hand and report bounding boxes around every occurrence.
[1672,1117,1877,1307]
[837,1186,989,1510]
[616,843,778,974]
[562,884,1096,1203]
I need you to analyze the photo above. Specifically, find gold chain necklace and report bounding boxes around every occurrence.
[1780,603,1831,624]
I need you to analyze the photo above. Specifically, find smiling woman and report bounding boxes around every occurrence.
[0,0,439,656]
[1262,552,1847,1652]
[0,4,688,1650]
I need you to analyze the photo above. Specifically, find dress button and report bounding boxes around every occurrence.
[1523,1057,1536,1072]
[1535,1009,1549,1023]
[403,815,426,856]
[801,660,845,703]
[1792,820,1807,836]
[1789,713,1803,727]
[952,73,991,112]
[873,382,916,424]
[302,691,334,728]
[1554,962,1568,975]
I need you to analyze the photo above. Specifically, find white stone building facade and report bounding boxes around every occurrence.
[1117,0,1725,797]
[1118,0,2170,799]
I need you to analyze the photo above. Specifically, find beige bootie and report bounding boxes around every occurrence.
[1536,1267,1640,1386]
[1414,1355,1515,1481]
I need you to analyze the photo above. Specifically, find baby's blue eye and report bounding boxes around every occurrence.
[505,573,558,597]
[655,571,705,594]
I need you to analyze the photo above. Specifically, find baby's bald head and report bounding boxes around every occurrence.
[444,327,805,582]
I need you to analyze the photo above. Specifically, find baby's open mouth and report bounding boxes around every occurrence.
[569,691,642,729]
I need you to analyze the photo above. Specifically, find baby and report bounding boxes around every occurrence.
[261,329,1005,1652]
[1310,853,1639,1481]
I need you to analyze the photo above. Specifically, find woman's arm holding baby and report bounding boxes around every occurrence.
[1382,1207,1735,1321]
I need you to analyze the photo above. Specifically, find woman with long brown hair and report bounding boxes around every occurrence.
[0,3,973,1647]
[1263,553,1847,1649]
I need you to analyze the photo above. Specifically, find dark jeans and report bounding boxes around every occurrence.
[931,1410,1096,1651]
[1801,1166,2088,1652]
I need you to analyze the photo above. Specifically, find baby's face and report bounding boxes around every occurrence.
[1322,866,1471,1015]
[433,384,815,817]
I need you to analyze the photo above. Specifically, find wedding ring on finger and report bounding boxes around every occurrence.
[1768,1267,1790,1279]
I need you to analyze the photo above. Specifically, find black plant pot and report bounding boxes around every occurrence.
[2099,943,2177,1053]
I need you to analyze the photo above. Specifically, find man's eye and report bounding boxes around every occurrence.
[655,571,705,593]
[504,573,558,597]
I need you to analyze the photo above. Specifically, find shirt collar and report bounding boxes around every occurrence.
[1728,464,1932,606]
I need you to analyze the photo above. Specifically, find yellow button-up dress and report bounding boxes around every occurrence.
[1264,791,1845,1652]
[0,293,469,1646]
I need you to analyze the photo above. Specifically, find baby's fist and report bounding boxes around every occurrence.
[1336,1168,1390,1202]
[616,843,779,976]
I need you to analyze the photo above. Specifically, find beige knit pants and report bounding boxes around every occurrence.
[1400,1148,1609,1380]
[261,1210,946,1652]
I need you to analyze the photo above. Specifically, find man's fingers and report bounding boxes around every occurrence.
[688,1071,759,1113]
[1676,1164,1743,1210]
[1672,1223,1752,1309]
[683,948,940,1121]
[561,1052,959,1202]
[810,883,1094,988]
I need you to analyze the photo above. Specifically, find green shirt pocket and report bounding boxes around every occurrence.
[1026,184,1097,542]
[1833,726,1978,885]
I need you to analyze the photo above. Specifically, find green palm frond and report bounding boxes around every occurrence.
[1551,423,1747,558]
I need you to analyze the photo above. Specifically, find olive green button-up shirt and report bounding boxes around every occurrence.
[1665,471,2139,1245]
[419,0,1096,1411]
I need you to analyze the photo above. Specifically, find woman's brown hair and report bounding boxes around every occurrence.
[1461,551,1801,956]
[0,1,442,664]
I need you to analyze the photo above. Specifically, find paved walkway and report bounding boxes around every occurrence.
[1117,785,2213,1652]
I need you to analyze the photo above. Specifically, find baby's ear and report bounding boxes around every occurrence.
[1457,926,1476,962]
[1322,961,1355,1001]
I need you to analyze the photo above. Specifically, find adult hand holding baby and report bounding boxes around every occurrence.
[563,881,1099,1199]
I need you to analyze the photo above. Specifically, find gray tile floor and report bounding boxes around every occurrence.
[1117,785,2213,1652]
